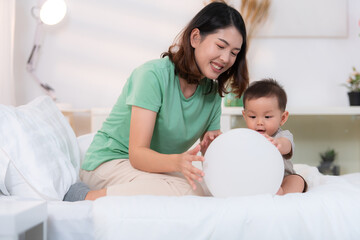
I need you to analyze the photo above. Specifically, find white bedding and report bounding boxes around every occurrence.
[1,165,359,240]
[47,201,94,240]
[93,167,360,240]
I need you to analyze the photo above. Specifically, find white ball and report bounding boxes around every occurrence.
[203,128,284,197]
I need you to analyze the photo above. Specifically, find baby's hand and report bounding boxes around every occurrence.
[262,134,282,151]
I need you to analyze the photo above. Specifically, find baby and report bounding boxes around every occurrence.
[242,79,307,195]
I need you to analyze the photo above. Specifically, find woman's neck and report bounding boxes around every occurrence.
[179,77,198,99]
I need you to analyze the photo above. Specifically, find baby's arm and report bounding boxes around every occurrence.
[263,134,292,156]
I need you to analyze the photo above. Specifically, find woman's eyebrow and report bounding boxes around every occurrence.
[218,38,241,51]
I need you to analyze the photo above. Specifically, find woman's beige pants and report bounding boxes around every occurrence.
[80,159,207,196]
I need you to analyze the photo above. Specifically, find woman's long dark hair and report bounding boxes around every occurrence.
[162,2,249,97]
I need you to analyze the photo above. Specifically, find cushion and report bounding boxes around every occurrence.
[0,96,80,200]
[77,133,95,165]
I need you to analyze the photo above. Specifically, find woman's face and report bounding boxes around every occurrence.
[191,26,243,80]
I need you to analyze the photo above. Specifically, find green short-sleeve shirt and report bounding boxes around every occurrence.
[82,57,221,171]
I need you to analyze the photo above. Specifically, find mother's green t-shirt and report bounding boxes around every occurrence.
[82,57,222,171]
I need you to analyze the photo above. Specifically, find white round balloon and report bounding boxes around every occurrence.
[203,128,284,197]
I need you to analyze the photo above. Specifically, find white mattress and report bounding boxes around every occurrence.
[92,171,360,240]
[1,165,360,240]
[47,200,94,240]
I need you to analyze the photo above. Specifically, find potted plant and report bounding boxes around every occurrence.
[318,148,338,175]
[343,67,360,106]
[320,148,336,163]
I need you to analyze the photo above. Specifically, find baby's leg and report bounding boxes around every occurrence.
[277,174,306,195]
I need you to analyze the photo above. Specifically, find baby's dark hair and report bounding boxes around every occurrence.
[243,78,287,111]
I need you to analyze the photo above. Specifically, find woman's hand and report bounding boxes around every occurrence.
[200,130,222,155]
[177,145,205,190]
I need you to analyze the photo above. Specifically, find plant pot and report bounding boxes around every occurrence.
[318,161,333,175]
[347,92,360,106]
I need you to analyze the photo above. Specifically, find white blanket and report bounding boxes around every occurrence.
[93,166,360,240]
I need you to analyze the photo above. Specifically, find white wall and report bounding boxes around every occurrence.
[14,0,360,108]
[14,0,204,108]
[13,0,360,173]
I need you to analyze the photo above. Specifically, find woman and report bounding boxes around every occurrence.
[77,2,249,200]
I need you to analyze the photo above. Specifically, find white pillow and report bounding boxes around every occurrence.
[0,96,80,200]
[77,133,95,165]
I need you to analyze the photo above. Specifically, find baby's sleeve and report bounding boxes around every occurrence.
[275,130,294,159]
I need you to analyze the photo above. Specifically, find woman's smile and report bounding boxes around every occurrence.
[210,61,224,73]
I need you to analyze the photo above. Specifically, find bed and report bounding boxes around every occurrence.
[1,164,360,240]
[1,96,360,240]
[92,168,360,240]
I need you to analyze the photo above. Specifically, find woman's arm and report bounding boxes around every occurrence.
[128,106,204,189]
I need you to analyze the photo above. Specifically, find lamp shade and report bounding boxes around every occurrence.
[40,0,67,25]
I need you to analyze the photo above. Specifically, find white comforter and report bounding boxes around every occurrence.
[93,165,360,240]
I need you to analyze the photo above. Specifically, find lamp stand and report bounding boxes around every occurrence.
[26,20,56,100]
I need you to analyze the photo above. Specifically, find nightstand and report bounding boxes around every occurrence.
[0,200,47,240]
[56,104,91,136]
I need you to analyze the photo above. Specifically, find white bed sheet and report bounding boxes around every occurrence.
[93,168,360,240]
[47,200,94,240]
[1,165,359,240]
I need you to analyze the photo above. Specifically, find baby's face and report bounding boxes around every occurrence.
[242,96,287,136]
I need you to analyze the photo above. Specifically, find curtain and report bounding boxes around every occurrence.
[0,0,15,105]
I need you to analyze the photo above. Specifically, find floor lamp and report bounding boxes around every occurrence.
[26,0,67,101]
